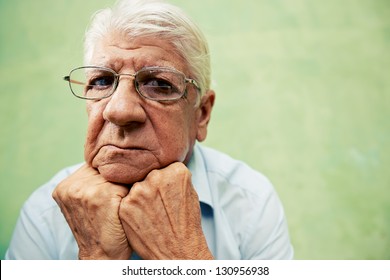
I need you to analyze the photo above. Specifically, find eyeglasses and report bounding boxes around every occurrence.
[63,66,200,101]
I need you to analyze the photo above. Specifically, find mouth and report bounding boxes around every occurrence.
[91,144,152,167]
[101,144,147,151]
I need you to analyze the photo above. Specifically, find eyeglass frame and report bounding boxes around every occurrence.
[63,65,201,101]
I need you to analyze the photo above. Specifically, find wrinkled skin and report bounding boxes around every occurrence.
[53,32,215,259]
[53,164,132,259]
[120,162,212,260]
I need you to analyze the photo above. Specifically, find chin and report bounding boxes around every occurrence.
[97,163,152,185]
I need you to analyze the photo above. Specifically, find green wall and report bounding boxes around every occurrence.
[0,0,389,259]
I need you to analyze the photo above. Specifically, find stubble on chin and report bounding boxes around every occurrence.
[89,147,161,185]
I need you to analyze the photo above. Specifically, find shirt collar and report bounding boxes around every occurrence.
[187,144,213,208]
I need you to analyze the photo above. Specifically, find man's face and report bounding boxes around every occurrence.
[84,32,213,184]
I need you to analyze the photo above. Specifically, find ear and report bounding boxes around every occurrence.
[196,90,215,142]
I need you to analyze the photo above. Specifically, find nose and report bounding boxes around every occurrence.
[102,77,147,126]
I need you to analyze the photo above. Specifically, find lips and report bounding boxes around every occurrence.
[100,144,146,151]
[91,143,154,168]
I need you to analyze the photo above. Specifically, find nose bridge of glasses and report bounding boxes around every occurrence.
[115,73,137,92]
[117,73,136,80]
[113,72,140,100]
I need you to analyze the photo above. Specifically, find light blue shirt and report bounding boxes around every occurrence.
[6,144,293,259]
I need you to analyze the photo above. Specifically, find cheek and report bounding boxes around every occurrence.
[152,107,198,161]
[84,104,105,163]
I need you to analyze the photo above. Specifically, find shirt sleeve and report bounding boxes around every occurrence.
[5,164,81,260]
[5,198,57,259]
[241,187,294,260]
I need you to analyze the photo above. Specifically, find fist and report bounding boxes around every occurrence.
[53,164,132,259]
[119,162,213,259]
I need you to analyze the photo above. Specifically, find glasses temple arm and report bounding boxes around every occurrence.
[63,76,85,86]
[186,78,201,91]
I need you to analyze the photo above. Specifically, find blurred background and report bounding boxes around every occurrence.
[0,0,389,259]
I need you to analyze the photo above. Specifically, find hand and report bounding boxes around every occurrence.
[52,164,132,259]
[119,162,213,260]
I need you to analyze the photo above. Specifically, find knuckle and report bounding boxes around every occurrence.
[126,182,148,201]
[54,179,94,206]
[145,168,162,185]
[120,183,146,217]
[52,180,72,201]
[171,162,190,175]
[172,162,192,183]
[119,198,130,217]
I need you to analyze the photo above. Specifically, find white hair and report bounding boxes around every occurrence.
[84,0,211,97]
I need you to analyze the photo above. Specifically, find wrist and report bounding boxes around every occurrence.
[78,247,132,260]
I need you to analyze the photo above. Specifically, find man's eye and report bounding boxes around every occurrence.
[89,75,115,88]
[144,78,173,90]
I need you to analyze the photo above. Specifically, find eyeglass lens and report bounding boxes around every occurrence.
[69,67,187,100]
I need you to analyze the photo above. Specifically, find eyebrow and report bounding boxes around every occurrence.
[91,60,180,75]
[92,48,178,66]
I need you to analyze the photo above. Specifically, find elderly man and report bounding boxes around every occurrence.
[6,0,293,260]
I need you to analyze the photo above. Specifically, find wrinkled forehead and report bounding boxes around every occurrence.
[88,31,190,74]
